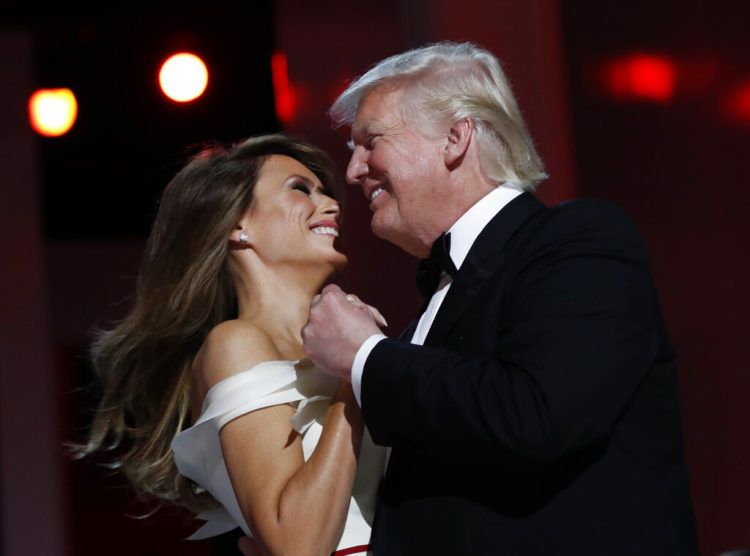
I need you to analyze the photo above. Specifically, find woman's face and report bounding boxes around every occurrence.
[241,154,346,270]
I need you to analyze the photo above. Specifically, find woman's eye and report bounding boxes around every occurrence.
[292,182,311,194]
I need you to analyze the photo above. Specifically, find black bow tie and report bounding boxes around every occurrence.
[416,232,457,300]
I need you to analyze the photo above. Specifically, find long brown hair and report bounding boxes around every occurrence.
[75,134,340,513]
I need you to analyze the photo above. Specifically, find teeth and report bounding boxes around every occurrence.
[370,187,384,202]
[311,226,339,237]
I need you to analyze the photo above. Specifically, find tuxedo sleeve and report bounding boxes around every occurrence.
[361,200,664,466]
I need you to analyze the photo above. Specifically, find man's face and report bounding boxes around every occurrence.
[346,86,447,258]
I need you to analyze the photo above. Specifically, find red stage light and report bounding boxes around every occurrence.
[600,53,676,103]
[271,51,296,126]
[721,80,750,125]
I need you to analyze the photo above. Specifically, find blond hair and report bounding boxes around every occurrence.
[330,41,547,190]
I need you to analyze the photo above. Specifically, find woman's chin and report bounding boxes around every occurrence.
[328,251,348,272]
[308,250,347,279]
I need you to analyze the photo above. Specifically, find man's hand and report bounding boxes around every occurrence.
[302,284,387,381]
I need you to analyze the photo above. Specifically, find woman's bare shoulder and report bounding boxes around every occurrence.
[194,320,283,391]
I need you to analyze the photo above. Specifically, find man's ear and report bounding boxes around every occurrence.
[444,117,474,168]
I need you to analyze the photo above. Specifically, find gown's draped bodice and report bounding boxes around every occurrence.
[171,360,385,550]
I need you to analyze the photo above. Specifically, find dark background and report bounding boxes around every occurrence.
[33,7,278,239]
[1,1,748,555]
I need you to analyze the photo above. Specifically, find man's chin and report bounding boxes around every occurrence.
[370,217,395,244]
[371,220,425,258]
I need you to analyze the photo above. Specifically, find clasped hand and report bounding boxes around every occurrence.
[302,284,387,382]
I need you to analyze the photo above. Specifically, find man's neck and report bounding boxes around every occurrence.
[447,185,524,269]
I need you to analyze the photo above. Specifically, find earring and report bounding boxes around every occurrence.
[239,231,249,243]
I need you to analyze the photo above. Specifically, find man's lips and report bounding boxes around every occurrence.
[369,187,385,202]
[363,179,386,202]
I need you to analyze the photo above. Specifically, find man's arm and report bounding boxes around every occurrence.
[362,201,662,466]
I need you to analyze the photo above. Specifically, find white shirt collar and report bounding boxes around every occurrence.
[447,185,523,269]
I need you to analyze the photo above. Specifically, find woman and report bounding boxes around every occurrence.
[77,134,387,555]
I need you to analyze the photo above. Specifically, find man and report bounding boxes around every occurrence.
[302,41,699,554]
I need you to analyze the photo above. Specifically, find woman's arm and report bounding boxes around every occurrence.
[196,321,363,556]
[221,382,361,556]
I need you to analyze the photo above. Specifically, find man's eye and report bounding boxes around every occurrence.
[292,182,311,194]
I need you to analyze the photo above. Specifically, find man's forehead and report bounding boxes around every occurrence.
[351,87,403,135]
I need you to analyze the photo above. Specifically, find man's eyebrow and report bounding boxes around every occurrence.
[347,123,367,150]
[348,120,376,148]
[350,119,372,137]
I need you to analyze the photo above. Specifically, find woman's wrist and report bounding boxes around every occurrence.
[333,379,355,401]
[332,381,363,437]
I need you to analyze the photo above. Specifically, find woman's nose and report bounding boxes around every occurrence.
[323,201,340,215]
[318,195,340,216]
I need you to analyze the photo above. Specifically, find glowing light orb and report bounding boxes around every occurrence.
[28,88,78,137]
[159,52,209,102]
[600,54,676,103]
[722,80,750,126]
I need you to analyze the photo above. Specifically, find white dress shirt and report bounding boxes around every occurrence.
[351,185,523,406]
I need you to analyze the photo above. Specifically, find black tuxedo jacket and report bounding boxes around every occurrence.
[362,193,699,555]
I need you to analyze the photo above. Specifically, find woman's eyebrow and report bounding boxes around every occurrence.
[286,174,314,184]
[287,174,326,192]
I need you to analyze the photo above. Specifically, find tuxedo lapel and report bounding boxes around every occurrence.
[424,193,546,347]
[399,319,418,342]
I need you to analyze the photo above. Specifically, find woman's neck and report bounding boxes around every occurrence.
[233,263,330,358]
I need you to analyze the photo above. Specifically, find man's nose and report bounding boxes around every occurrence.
[345,148,367,186]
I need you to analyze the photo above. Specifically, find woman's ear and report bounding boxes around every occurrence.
[444,117,474,168]
[229,224,252,248]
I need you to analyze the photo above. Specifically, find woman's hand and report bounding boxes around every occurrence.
[237,536,263,556]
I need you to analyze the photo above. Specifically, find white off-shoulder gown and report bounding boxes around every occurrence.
[171,359,386,551]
